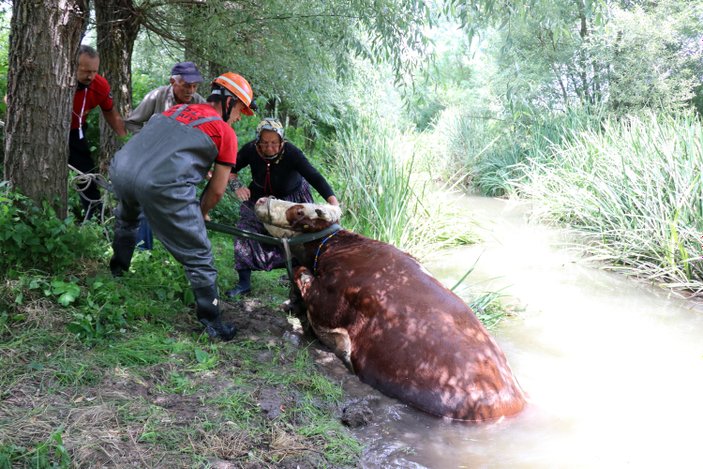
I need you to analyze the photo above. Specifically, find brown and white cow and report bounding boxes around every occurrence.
[254,197,526,422]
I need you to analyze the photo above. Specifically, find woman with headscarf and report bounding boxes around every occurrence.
[226,118,339,298]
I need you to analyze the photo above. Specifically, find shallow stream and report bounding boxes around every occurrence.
[347,195,703,468]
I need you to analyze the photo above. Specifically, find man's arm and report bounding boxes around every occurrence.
[201,163,232,221]
[102,107,127,137]
[124,88,160,134]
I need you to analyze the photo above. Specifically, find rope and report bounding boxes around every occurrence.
[206,221,342,296]
[313,229,340,276]
[205,221,341,247]
[281,237,294,286]
[67,162,337,285]
[67,164,113,230]
[215,187,341,292]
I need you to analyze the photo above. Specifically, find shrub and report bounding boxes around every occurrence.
[0,182,103,276]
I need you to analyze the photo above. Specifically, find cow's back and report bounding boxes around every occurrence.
[305,231,526,421]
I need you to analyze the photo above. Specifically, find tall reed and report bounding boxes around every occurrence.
[327,116,475,259]
[429,105,605,196]
[517,111,703,291]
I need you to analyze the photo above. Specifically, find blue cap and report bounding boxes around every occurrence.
[170,61,203,83]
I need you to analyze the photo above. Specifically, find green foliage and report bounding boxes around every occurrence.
[234,115,259,146]
[131,69,167,104]
[98,332,191,367]
[405,22,482,131]
[207,185,243,224]
[1,228,191,343]
[477,0,703,116]
[584,0,703,114]
[329,115,477,258]
[0,429,71,469]
[135,0,432,138]
[427,103,605,196]
[50,279,82,306]
[64,279,133,341]
[62,248,191,342]
[330,116,421,246]
[0,183,104,276]
[516,110,703,290]
[483,0,599,110]
[156,371,197,395]
[209,391,258,422]
[468,290,510,329]
[0,164,365,468]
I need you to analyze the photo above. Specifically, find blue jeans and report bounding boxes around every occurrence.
[137,212,154,250]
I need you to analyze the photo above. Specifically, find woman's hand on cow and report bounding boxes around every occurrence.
[235,187,250,201]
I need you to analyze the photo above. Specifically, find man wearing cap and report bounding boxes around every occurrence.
[124,61,206,134]
[124,61,206,249]
[109,72,256,341]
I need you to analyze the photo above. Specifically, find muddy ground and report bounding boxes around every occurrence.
[217,296,393,466]
[1,291,403,468]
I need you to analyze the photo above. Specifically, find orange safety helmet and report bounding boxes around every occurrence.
[211,72,255,116]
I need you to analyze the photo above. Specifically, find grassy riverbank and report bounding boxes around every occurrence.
[0,219,494,468]
[433,108,703,294]
[1,143,497,467]
[0,225,362,468]
[515,112,703,291]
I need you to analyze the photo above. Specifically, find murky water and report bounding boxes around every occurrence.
[351,195,703,468]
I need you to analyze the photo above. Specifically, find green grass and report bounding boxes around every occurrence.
[209,392,259,422]
[515,110,703,291]
[426,104,605,197]
[0,219,361,467]
[0,429,71,469]
[428,103,703,294]
[0,306,359,467]
[328,115,479,259]
[0,127,512,467]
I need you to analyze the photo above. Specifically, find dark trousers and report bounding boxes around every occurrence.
[68,129,102,219]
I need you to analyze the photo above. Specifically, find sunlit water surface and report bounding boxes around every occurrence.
[351,195,703,469]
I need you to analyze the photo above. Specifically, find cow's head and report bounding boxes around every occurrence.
[254,197,342,237]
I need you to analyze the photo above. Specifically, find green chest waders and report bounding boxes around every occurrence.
[109,105,236,340]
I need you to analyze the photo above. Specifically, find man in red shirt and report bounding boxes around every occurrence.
[109,72,256,341]
[70,44,127,220]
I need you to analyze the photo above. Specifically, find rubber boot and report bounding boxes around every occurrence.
[110,234,137,277]
[225,269,252,298]
[193,284,236,341]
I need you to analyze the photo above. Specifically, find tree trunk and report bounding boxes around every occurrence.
[4,0,88,217]
[576,0,592,104]
[542,30,570,109]
[94,0,140,171]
